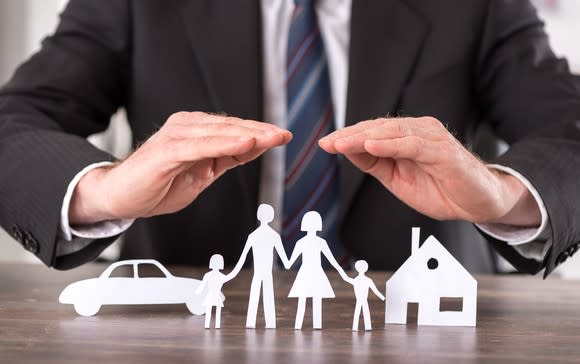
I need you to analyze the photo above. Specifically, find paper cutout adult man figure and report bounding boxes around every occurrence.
[344,260,385,331]
[287,211,350,330]
[196,254,236,329]
[230,204,290,329]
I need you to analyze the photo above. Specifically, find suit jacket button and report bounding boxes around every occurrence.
[11,225,23,243]
[570,244,580,256]
[557,251,570,265]
[565,246,576,258]
[23,232,39,254]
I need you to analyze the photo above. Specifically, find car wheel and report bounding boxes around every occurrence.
[186,301,204,315]
[74,303,101,316]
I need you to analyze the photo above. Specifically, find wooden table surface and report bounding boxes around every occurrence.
[1,263,580,363]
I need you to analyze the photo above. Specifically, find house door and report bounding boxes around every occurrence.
[406,302,419,324]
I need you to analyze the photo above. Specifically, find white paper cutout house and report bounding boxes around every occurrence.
[385,227,477,327]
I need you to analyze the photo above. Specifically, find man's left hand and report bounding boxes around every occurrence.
[319,117,541,226]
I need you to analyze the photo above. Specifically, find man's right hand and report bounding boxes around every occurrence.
[69,112,292,225]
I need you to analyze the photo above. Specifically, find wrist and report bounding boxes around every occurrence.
[484,170,542,227]
[69,166,115,225]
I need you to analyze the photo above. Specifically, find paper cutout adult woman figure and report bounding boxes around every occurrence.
[344,260,385,331]
[286,211,350,330]
[195,254,237,329]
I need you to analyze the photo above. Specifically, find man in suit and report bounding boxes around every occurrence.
[0,0,579,277]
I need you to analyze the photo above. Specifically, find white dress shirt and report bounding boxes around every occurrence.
[58,0,550,262]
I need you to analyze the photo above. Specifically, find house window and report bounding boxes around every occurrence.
[427,258,438,270]
[439,297,463,312]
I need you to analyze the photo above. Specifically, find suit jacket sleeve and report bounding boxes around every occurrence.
[475,0,580,277]
[0,0,131,269]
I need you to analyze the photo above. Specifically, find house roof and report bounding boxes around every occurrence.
[387,235,477,297]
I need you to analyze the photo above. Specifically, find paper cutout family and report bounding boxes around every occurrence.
[60,204,477,329]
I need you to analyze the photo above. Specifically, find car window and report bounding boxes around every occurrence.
[105,264,135,278]
[136,263,169,278]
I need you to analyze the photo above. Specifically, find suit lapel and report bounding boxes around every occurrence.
[182,0,263,214]
[181,0,429,222]
[339,0,429,220]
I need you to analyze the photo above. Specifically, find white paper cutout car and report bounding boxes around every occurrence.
[59,259,221,316]
[385,227,477,326]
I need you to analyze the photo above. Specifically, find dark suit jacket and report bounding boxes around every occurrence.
[1,0,579,276]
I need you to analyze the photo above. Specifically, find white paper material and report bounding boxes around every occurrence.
[196,254,238,329]
[286,211,350,330]
[345,260,385,331]
[385,227,478,327]
[59,259,216,316]
[230,204,289,329]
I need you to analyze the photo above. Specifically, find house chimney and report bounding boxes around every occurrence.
[411,227,420,255]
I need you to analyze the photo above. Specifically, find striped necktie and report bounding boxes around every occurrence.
[282,0,344,265]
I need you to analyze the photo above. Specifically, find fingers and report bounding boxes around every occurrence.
[320,117,445,153]
[213,148,268,175]
[167,111,287,136]
[363,137,441,164]
[319,117,449,164]
[342,152,395,183]
[169,122,281,139]
[170,132,293,164]
[169,123,291,149]
[231,147,268,164]
[326,123,413,154]
[170,135,257,162]
[162,112,292,156]
[320,118,387,144]
[341,153,380,174]
[153,111,293,166]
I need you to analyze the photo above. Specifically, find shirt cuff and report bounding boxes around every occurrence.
[476,164,551,261]
[59,161,134,241]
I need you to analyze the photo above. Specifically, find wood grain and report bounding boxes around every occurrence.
[0,263,579,363]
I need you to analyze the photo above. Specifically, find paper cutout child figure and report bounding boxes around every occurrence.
[344,260,385,331]
[230,204,290,329]
[286,211,350,330]
[196,254,237,329]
